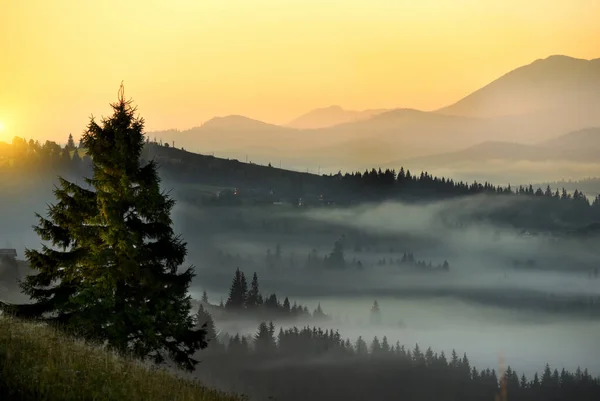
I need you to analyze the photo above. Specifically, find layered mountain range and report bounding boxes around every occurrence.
[149,55,600,174]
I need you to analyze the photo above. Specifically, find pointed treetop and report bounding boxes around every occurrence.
[118,81,125,103]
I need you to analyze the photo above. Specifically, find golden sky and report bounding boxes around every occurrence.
[1,0,599,143]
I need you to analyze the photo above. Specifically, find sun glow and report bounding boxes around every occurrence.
[0,121,10,143]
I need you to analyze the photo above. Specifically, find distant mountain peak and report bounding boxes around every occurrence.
[287,106,389,129]
[201,115,271,129]
[436,54,600,118]
[538,54,585,62]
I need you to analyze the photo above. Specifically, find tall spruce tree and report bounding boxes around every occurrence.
[246,271,262,307]
[4,85,206,371]
[226,267,247,309]
[66,133,76,151]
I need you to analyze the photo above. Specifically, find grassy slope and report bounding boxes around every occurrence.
[0,316,244,401]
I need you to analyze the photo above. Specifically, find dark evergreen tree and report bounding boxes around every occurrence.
[66,133,76,151]
[283,297,291,314]
[195,304,217,347]
[370,336,382,355]
[201,290,209,303]
[6,85,206,371]
[226,267,248,309]
[264,293,279,310]
[246,271,263,307]
[254,321,276,354]
[355,336,368,356]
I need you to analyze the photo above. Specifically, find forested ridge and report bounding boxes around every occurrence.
[3,136,600,231]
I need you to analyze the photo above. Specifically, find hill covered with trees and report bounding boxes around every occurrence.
[3,133,600,232]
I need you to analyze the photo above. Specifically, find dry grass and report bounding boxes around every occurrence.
[0,315,244,401]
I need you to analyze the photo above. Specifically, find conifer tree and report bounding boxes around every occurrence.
[246,271,262,307]
[66,133,76,151]
[5,85,206,371]
[254,321,276,354]
[195,304,218,349]
[370,336,382,355]
[355,336,368,356]
[226,267,247,309]
[282,297,291,314]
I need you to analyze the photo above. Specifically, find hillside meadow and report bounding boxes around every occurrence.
[0,315,244,401]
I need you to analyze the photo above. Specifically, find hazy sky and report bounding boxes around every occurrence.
[1,0,599,143]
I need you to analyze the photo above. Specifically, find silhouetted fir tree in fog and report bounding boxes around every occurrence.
[282,297,291,313]
[3,85,206,371]
[245,272,263,308]
[195,304,219,350]
[260,293,275,310]
[225,268,248,309]
[254,321,277,355]
[66,133,76,151]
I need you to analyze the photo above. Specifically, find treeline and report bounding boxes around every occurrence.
[147,143,600,229]
[146,142,600,204]
[4,135,600,208]
[5,136,600,230]
[0,135,90,174]
[213,238,452,275]
[193,319,600,401]
[218,268,329,321]
[213,240,362,272]
[376,252,450,272]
